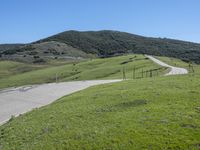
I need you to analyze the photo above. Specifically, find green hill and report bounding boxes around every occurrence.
[1,30,200,63]
[39,30,200,63]
[0,59,199,149]
[0,54,166,89]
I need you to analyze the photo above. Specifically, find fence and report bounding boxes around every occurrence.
[122,67,164,80]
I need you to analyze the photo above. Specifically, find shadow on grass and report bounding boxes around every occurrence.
[96,99,148,113]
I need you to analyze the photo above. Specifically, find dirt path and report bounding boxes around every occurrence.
[0,80,121,125]
[146,55,188,76]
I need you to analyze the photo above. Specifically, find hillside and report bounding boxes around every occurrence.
[0,54,199,149]
[0,44,24,52]
[0,55,166,89]
[1,70,200,149]
[1,30,200,63]
[0,41,92,63]
[39,30,200,63]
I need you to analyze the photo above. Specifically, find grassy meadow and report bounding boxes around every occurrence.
[0,55,166,89]
[0,59,79,79]
[0,55,199,149]
[0,74,200,149]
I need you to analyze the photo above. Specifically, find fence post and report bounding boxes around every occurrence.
[191,63,194,73]
[150,70,152,77]
[141,69,144,78]
[123,67,126,80]
[189,62,195,73]
[146,70,148,78]
[188,62,191,72]
[56,73,58,83]
[192,65,194,73]
[133,67,135,79]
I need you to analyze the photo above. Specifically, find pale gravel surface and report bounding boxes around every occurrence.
[0,80,121,125]
[146,55,188,76]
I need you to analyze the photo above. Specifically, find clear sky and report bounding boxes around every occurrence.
[0,0,200,44]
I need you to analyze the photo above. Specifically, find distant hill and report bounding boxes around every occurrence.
[0,44,24,51]
[39,30,200,63]
[1,30,200,63]
[0,41,92,63]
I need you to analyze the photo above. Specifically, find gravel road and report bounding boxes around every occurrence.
[0,80,121,125]
[0,56,188,125]
[146,55,188,75]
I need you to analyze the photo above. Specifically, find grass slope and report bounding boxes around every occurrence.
[0,59,79,79]
[0,55,166,89]
[0,75,199,149]
[0,61,45,79]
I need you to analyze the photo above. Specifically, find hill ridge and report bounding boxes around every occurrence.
[1,30,200,63]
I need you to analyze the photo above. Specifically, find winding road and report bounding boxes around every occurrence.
[0,80,121,125]
[146,55,188,76]
[0,55,188,125]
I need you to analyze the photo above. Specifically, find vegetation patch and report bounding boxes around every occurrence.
[0,56,200,149]
[115,99,147,109]
[0,55,165,89]
[0,74,200,149]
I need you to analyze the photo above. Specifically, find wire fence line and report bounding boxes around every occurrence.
[122,67,165,80]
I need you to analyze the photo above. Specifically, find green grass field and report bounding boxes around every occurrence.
[0,59,79,79]
[0,55,166,89]
[0,75,199,149]
[0,55,199,149]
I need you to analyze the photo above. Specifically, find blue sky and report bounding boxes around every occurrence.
[0,0,200,44]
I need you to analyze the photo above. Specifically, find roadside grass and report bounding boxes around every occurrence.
[0,55,166,89]
[0,74,199,149]
[156,56,200,74]
[0,61,39,79]
[156,56,189,68]
[0,59,80,79]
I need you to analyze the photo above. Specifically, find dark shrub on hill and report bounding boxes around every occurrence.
[33,58,45,63]
[29,51,38,55]
[33,55,40,59]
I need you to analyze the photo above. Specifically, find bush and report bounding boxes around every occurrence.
[3,49,17,55]
[33,55,40,59]
[33,58,45,63]
[43,51,49,54]
[29,51,38,55]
